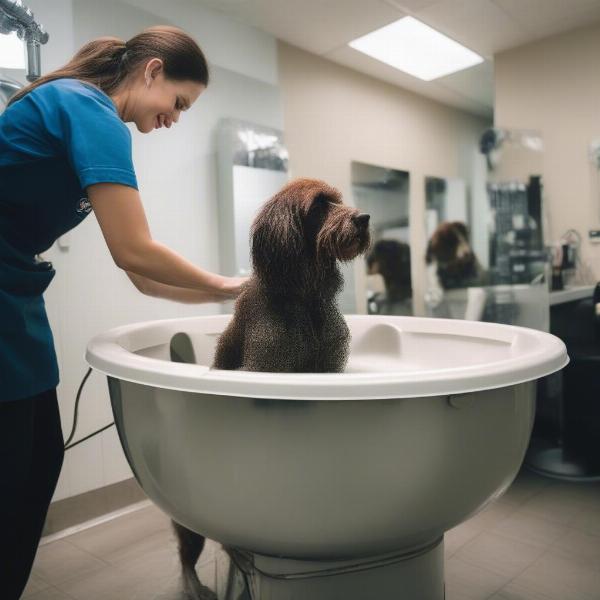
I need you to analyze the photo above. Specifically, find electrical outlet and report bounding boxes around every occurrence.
[589,230,600,243]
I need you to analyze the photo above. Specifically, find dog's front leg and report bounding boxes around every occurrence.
[172,520,217,600]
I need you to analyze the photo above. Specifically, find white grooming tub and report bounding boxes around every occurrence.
[87,315,567,600]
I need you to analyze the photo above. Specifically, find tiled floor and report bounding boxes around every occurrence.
[23,467,600,599]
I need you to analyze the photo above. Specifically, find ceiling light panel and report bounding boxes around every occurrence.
[349,16,484,81]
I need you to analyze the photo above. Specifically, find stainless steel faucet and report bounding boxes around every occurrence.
[0,0,49,81]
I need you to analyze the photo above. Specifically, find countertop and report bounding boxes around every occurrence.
[550,285,595,306]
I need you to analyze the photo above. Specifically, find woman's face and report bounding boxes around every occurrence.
[119,58,205,133]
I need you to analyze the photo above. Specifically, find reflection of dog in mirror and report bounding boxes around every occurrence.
[426,221,485,289]
[367,239,412,303]
[172,177,371,599]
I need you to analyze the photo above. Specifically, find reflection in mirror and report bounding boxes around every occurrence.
[216,118,289,281]
[482,128,547,287]
[424,176,488,319]
[351,161,411,315]
[481,129,549,330]
[424,129,550,331]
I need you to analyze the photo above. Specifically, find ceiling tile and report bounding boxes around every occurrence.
[191,0,253,11]
[195,0,406,55]
[493,0,600,42]
[325,42,493,118]
[494,0,600,27]
[416,0,530,56]
[436,60,494,108]
[382,0,442,11]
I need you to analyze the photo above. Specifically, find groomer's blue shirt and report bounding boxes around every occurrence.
[0,78,138,402]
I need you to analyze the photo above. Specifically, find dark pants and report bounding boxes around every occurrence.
[0,388,64,599]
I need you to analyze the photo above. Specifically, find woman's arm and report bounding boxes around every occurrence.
[126,271,234,303]
[88,182,243,297]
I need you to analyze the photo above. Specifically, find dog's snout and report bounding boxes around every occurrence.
[353,213,370,228]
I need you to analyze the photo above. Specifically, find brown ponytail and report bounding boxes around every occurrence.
[8,25,209,106]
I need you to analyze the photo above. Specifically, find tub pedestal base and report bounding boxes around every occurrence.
[226,537,445,600]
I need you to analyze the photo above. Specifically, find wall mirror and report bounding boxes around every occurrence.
[351,161,411,315]
[424,128,550,330]
[216,118,289,279]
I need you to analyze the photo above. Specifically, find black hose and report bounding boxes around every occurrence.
[64,367,115,451]
[65,421,115,451]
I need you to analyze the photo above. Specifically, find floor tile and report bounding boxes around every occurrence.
[470,499,518,527]
[22,585,76,600]
[544,480,600,508]
[454,531,547,579]
[490,508,569,547]
[445,521,483,558]
[518,483,589,526]
[104,528,181,579]
[490,550,600,600]
[548,527,600,570]
[500,469,553,506]
[21,571,53,597]
[55,562,167,600]
[30,539,108,586]
[66,504,171,561]
[445,555,508,600]
[445,498,517,558]
[570,503,600,537]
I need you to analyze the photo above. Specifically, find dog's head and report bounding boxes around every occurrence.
[367,240,411,287]
[250,178,371,286]
[426,221,472,266]
[425,221,479,285]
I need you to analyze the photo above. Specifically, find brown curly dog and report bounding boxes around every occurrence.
[172,177,371,599]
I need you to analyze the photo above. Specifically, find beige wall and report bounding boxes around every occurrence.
[278,41,490,315]
[495,22,600,282]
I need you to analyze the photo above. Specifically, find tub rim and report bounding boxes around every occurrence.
[85,314,568,401]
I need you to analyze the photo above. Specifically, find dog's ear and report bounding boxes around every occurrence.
[250,190,305,277]
[451,221,469,239]
[250,178,343,281]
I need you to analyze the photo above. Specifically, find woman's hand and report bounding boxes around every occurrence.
[217,275,251,298]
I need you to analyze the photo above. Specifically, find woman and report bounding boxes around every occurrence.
[0,25,247,599]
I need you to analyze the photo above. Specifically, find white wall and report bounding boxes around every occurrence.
[3,0,283,501]
[121,0,278,87]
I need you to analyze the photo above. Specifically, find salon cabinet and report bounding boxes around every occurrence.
[525,286,600,480]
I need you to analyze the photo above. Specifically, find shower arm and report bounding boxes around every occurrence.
[0,0,48,81]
